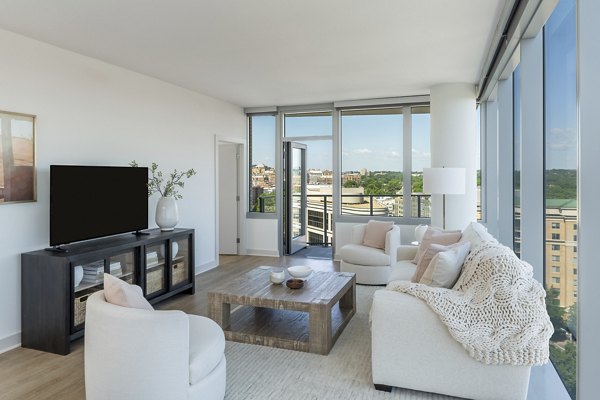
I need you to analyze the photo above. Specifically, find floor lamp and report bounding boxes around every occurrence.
[423,167,465,230]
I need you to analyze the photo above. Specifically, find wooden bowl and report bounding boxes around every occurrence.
[286,278,305,289]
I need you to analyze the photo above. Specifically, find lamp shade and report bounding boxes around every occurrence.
[423,168,465,195]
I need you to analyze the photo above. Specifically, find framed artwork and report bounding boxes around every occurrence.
[0,110,36,204]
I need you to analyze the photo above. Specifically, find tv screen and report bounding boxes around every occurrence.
[50,165,148,246]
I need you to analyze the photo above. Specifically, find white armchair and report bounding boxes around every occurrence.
[340,224,400,284]
[84,291,226,400]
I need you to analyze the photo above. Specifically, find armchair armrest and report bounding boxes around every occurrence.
[397,245,418,261]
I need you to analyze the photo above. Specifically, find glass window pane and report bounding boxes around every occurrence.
[544,0,577,397]
[284,111,332,137]
[340,107,403,217]
[305,140,333,245]
[513,65,521,257]
[249,115,276,213]
[411,106,431,218]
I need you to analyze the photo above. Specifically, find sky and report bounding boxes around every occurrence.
[250,111,438,172]
[543,0,576,170]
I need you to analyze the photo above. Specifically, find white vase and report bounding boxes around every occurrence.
[155,196,179,231]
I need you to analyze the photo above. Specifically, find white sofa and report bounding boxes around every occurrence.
[85,291,226,400]
[340,224,401,284]
[370,243,532,400]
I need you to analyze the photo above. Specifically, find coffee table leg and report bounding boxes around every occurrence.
[309,304,332,355]
[208,294,231,329]
[339,282,356,312]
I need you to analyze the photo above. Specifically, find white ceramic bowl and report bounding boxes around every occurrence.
[287,265,312,279]
[270,270,285,285]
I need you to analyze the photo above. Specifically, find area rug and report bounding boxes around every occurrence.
[224,285,457,400]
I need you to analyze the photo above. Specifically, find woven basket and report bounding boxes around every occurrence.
[147,268,164,294]
[171,261,188,286]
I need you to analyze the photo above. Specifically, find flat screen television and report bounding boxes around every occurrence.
[50,165,148,246]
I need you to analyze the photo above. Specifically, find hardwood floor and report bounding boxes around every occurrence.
[0,253,338,400]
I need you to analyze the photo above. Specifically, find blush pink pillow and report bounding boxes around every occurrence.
[362,220,394,249]
[412,227,462,265]
[103,273,153,310]
[412,242,465,283]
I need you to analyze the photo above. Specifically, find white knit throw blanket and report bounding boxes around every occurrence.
[388,242,553,366]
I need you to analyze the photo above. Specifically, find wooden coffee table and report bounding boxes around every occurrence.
[208,267,356,355]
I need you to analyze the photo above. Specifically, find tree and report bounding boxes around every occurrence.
[546,287,567,341]
[343,180,359,188]
[550,341,577,399]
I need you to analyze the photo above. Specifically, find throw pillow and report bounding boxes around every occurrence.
[362,220,394,249]
[459,221,498,249]
[411,227,462,264]
[418,241,471,288]
[103,273,153,310]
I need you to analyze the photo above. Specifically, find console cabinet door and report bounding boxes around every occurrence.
[72,258,105,332]
[170,235,192,288]
[144,242,167,298]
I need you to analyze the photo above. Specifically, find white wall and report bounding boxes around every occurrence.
[0,29,245,351]
[430,83,478,230]
[245,218,279,256]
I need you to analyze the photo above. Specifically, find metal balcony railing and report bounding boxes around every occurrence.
[253,193,431,246]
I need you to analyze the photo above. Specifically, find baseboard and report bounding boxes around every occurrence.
[195,260,218,275]
[0,332,21,354]
[245,249,279,257]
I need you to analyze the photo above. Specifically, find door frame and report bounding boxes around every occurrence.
[283,141,308,254]
[214,135,246,261]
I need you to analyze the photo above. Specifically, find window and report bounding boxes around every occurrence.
[552,244,560,251]
[248,114,277,213]
[573,268,577,275]
[338,105,433,219]
[552,266,560,273]
[552,255,560,262]
[340,107,404,217]
[284,112,332,137]
[308,231,324,245]
[411,106,431,218]
[552,222,560,229]
[307,209,323,229]
[476,105,482,220]
[573,235,577,241]
[513,65,521,256]
[543,0,577,397]
[573,223,577,230]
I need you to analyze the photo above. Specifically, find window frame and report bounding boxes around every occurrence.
[336,103,432,224]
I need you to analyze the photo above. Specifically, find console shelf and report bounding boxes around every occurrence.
[21,228,195,355]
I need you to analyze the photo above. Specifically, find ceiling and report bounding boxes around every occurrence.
[0,0,507,107]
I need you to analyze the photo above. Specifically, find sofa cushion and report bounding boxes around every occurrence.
[103,273,153,310]
[362,220,394,249]
[459,221,498,249]
[418,241,471,288]
[340,244,390,266]
[412,227,462,264]
[189,315,226,385]
[389,260,417,282]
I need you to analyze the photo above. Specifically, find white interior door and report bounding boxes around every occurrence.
[218,143,239,254]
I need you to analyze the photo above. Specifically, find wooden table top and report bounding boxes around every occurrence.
[209,267,355,308]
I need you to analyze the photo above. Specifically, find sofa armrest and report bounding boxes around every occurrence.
[371,289,530,400]
[397,245,418,261]
[384,226,400,265]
